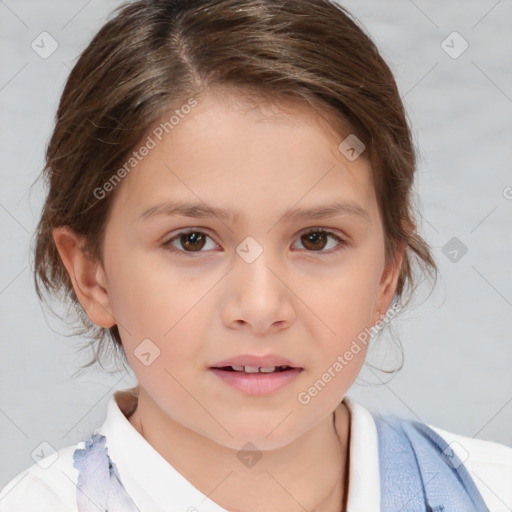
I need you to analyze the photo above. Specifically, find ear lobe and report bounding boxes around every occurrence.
[53,226,116,329]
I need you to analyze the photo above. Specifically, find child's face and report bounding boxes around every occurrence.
[87,91,401,449]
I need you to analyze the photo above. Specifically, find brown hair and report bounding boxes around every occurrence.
[31,0,438,376]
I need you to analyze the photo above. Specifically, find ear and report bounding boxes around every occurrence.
[53,226,116,328]
[371,244,405,326]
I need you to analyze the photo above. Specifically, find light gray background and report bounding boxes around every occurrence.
[1,0,511,489]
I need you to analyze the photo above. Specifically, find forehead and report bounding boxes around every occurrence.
[109,90,376,223]
[185,88,359,155]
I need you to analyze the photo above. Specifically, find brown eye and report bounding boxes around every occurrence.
[164,230,217,254]
[163,228,346,256]
[294,228,346,253]
[179,231,206,251]
[301,231,328,251]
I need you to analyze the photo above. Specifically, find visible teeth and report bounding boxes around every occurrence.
[228,365,290,373]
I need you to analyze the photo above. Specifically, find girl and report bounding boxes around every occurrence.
[1,0,510,511]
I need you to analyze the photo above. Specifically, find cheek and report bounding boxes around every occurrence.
[126,354,202,427]
[301,249,383,385]
[121,313,204,408]
[308,257,382,331]
[106,254,207,351]
[104,247,192,334]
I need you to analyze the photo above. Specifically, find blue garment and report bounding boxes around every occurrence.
[72,415,489,511]
[372,412,489,511]
[72,434,140,511]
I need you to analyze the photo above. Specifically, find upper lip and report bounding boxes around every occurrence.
[210,354,302,369]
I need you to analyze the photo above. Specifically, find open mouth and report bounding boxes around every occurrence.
[213,365,295,373]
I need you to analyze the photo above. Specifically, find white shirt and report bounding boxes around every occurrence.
[0,389,511,511]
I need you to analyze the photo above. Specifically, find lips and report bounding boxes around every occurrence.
[210,354,302,371]
[209,354,304,395]
[209,358,303,395]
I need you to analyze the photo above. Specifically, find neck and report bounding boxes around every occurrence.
[125,389,351,512]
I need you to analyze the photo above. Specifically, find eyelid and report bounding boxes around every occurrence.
[297,225,346,239]
[172,227,219,241]
[163,227,221,254]
[163,226,348,255]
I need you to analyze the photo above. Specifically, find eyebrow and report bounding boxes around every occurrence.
[138,199,370,224]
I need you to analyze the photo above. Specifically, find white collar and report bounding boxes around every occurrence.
[343,396,380,512]
[96,390,380,512]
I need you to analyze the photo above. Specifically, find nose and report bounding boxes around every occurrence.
[221,246,296,334]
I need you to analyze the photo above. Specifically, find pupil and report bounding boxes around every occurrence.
[182,232,205,251]
[303,231,326,250]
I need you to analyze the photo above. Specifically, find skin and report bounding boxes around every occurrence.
[54,89,404,512]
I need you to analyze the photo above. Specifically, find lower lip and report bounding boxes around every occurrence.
[209,368,303,396]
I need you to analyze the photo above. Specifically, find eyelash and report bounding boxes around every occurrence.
[162,227,347,256]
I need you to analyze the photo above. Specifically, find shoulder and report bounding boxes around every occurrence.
[428,423,512,512]
[0,444,80,512]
